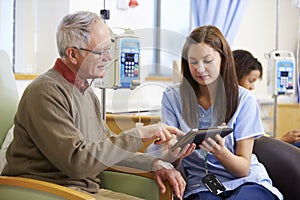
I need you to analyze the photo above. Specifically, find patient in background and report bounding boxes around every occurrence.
[233,49,300,148]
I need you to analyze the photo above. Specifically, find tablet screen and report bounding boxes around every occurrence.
[171,126,233,151]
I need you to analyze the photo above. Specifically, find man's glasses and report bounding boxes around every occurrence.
[73,46,112,58]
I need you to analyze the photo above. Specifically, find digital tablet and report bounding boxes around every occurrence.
[171,126,233,151]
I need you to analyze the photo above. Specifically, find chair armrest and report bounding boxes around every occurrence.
[0,176,95,200]
[99,166,173,200]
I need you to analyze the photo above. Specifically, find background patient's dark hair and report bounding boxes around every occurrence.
[233,49,263,83]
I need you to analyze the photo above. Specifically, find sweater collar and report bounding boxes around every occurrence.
[53,58,89,94]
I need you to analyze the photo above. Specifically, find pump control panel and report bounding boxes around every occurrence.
[267,51,295,95]
[117,37,140,88]
[96,35,141,89]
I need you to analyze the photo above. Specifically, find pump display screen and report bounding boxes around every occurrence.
[123,42,138,48]
[124,53,135,62]
[276,61,294,94]
[117,37,141,88]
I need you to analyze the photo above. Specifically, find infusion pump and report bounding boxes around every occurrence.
[97,35,141,89]
[267,51,296,95]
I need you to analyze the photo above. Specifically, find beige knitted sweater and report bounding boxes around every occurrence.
[3,68,156,193]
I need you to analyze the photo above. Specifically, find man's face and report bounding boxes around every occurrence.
[77,21,113,80]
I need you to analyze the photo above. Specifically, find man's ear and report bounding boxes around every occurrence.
[66,47,78,64]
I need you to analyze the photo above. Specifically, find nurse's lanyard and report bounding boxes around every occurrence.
[197,116,210,175]
[199,114,226,195]
[204,151,209,174]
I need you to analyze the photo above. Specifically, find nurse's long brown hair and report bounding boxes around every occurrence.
[180,25,239,128]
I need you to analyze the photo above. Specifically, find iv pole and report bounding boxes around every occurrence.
[297,2,300,105]
[272,0,280,138]
[100,0,110,121]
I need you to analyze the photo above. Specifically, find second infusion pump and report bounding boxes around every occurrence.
[267,51,296,95]
[98,36,141,89]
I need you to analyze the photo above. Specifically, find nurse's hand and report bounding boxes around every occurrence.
[199,134,226,153]
[146,131,196,164]
[170,130,196,158]
[199,122,227,153]
[170,141,196,160]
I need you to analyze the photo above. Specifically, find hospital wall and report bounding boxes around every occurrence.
[1,0,299,104]
[233,0,299,103]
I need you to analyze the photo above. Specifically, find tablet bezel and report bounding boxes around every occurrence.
[171,126,233,151]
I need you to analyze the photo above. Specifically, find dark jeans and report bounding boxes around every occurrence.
[293,141,300,148]
[184,183,278,200]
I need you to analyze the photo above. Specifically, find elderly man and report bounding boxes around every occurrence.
[2,11,195,200]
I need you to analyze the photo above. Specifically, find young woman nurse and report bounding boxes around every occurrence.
[160,26,282,200]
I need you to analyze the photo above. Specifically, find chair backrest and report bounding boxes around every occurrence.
[0,50,19,146]
[253,136,300,200]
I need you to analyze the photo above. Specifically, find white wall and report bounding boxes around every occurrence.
[14,0,69,74]
[233,0,299,103]
[12,0,157,79]
[0,0,14,64]
[71,0,155,29]
[3,0,300,103]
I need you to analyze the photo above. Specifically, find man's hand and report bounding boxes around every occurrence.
[138,123,179,144]
[153,160,186,200]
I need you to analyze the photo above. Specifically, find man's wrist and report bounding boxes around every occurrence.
[153,160,174,171]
